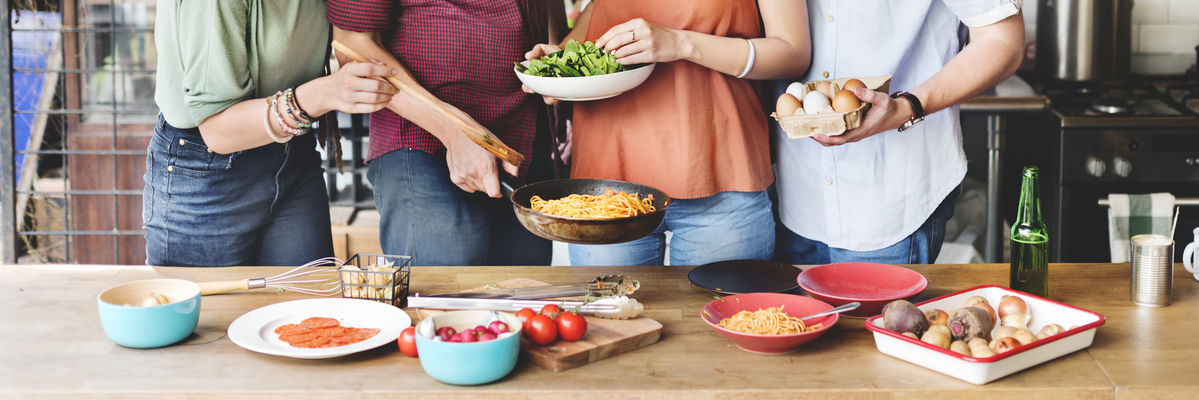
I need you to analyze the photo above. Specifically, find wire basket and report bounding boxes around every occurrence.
[339,254,412,307]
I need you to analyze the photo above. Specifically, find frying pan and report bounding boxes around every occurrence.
[506,178,670,244]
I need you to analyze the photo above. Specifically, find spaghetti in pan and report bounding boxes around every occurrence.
[529,188,656,219]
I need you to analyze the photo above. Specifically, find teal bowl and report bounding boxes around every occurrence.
[414,310,522,385]
[97,279,201,348]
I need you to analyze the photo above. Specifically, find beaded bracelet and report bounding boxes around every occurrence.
[282,88,314,129]
[263,98,293,143]
[271,92,307,136]
[288,87,317,122]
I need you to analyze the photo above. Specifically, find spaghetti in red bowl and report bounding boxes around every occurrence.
[700,292,837,354]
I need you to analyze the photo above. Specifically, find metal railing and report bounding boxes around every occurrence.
[3,1,376,264]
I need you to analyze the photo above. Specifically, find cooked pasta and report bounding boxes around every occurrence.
[717,305,821,335]
[530,188,656,219]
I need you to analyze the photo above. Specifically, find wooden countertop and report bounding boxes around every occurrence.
[1,263,1195,399]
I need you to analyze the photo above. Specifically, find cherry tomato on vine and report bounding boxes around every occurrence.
[397,327,418,357]
[526,314,558,345]
[515,308,537,336]
[556,312,587,342]
[540,304,562,318]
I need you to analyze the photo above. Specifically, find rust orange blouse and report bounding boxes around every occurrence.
[572,0,772,199]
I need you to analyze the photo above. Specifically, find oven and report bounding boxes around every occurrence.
[1043,78,1199,262]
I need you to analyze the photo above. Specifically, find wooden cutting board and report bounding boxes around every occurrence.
[416,278,662,372]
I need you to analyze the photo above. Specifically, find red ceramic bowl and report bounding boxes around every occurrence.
[700,293,837,354]
[797,262,927,318]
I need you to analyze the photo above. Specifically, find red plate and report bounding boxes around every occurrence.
[797,262,927,318]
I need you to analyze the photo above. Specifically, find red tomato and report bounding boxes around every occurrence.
[556,312,587,342]
[526,314,558,345]
[540,304,562,318]
[515,308,537,336]
[397,327,418,357]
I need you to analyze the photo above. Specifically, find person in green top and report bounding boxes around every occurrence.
[144,0,395,266]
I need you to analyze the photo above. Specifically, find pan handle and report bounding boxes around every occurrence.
[500,173,520,197]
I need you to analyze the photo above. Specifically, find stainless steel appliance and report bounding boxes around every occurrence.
[1041,78,1199,262]
[1037,0,1133,82]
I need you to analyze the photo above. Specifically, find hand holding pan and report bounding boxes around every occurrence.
[507,178,670,244]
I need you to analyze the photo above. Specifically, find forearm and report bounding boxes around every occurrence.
[677,31,809,79]
[909,14,1024,116]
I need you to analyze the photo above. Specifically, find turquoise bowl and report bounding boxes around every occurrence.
[414,310,522,385]
[97,279,201,348]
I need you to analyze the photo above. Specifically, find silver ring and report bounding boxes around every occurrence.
[631,31,636,42]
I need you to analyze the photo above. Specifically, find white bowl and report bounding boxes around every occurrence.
[515,62,655,101]
[864,285,1105,385]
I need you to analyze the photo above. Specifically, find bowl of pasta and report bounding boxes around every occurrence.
[700,292,837,354]
[509,178,670,244]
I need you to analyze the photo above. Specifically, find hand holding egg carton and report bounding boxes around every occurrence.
[339,254,412,307]
[773,75,892,139]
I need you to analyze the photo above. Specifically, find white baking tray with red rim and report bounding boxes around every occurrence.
[864,285,1105,384]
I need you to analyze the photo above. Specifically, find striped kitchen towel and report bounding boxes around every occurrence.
[1107,193,1176,262]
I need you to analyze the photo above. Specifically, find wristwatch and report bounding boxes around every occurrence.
[890,91,925,132]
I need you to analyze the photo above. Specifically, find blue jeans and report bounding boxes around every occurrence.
[368,149,552,266]
[775,185,962,265]
[569,190,775,266]
[142,115,334,266]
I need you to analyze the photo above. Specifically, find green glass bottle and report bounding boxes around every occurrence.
[1010,166,1049,297]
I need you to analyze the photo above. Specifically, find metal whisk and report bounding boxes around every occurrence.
[198,257,343,296]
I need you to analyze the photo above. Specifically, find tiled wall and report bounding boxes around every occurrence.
[1131,0,1199,75]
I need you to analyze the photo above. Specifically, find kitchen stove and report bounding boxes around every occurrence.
[1035,76,1199,262]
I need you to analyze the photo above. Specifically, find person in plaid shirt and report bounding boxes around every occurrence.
[327,0,565,266]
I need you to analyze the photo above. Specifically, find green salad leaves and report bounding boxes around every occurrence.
[517,39,627,77]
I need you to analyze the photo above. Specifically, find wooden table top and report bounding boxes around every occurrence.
[0,263,1195,399]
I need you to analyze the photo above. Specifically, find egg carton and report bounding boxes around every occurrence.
[338,254,412,307]
[772,75,892,138]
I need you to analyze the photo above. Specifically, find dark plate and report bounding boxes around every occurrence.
[687,260,802,295]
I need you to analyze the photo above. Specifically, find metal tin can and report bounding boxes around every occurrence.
[1130,234,1174,307]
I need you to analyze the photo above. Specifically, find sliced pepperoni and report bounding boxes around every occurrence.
[274,324,312,336]
[291,335,332,348]
[313,326,347,337]
[346,327,380,341]
[300,317,340,329]
[280,332,319,344]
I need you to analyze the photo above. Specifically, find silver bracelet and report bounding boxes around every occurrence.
[736,38,756,79]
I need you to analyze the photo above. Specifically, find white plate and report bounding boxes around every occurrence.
[864,285,1105,384]
[515,62,655,101]
[228,298,410,359]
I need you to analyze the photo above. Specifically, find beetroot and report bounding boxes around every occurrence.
[882,300,929,337]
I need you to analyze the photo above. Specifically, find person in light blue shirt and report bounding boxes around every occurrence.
[773,0,1024,265]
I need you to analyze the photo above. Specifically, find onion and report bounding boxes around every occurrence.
[997,295,1031,326]
[990,337,1022,354]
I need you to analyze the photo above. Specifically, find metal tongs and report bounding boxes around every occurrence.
[406,295,645,319]
[423,274,639,300]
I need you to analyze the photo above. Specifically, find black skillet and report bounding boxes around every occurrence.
[503,178,670,245]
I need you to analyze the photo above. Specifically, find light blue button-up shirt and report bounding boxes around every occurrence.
[774,0,1020,251]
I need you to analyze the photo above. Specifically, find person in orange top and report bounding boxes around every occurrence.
[526,0,811,266]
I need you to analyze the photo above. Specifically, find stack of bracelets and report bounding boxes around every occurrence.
[262,88,317,143]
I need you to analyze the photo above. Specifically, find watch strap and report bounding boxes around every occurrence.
[890,91,925,132]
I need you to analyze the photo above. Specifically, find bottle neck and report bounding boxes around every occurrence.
[1016,174,1041,224]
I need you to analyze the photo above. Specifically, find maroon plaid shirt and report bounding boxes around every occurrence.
[327,0,546,169]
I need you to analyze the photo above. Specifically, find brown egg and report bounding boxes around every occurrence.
[815,81,839,99]
[842,78,867,92]
[776,93,802,116]
[832,89,862,112]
